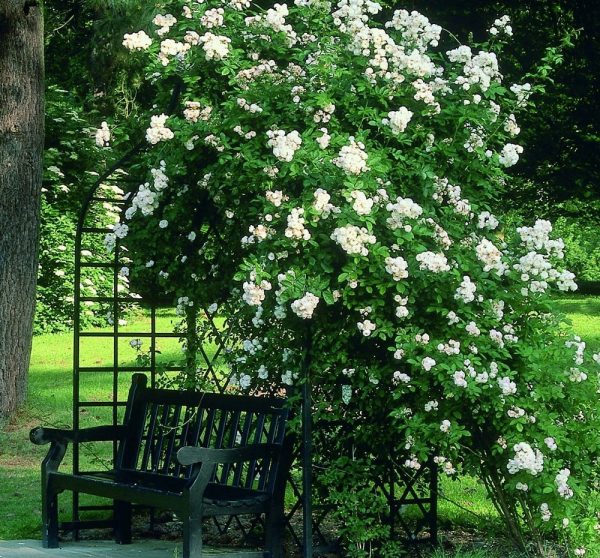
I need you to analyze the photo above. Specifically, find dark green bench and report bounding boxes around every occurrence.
[30,374,293,558]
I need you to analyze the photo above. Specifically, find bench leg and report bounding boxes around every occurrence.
[182,516,203,558]
[265,508,285,558]
[41,489,59,548]
[114,500,132,544]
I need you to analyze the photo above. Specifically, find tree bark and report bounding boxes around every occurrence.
[0,0,44,419]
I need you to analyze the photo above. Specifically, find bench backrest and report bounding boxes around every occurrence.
[116,374,289,493]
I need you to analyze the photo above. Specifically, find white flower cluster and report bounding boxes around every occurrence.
[266,190,284,207]
[517,220,564,256]
[456,50,501,92]
[555,468,573,499]
[331,225,376,256]
[267,129,302,162]
[394,296,409,318]
[440,420,451,433]
[146,114,174,144]
[313,104,335,123]
[476,238,506,274]
[291,292,320,319]
[499,143,524,167]
[183,101,212,122]
[386,197,423,229]
[159,39,190,66]
[463,123,486,153]
[565,337,586,365]
[285,208,311,240]
[385,9,441,52]
[385,256,409,281]
[204,134,224,152]
[432,177,472,216]
[477,211,499,230]
[382,107,413,134]
[316,128,331,149]
[425,218,452,249]
[123,30,152,51]
[237,98,263,113]
[313,188,336,217]
[416,251,450,273]
[245,3,297,45]
[153,14,177,36]
[489,15,513,37]
[504,114,520,136]
[357,319,376,336]
[126,162,169,219]
[453,370,467,388]
[201,8,225,28]
[510,82,532,106]
[95,122,110,147]
[569,367,587,383]
[498,376,517,396]
[242,279,272,306]
[507,442,544,476]
[424,399,438,411]
[540,503,552,522]
[199,33,231,60]
[447,45,473,64]
[351,191,374,215]
[333,138,368,175]
[455,276,477,303]
[437,340,460,355]
[393,371,410,384]
[434,456,456,476]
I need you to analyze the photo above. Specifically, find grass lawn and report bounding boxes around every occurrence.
[0,296,598,557]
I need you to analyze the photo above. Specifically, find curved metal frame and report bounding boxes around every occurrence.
[68,122,437,556]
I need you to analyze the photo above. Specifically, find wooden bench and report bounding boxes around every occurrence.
[30,374,293,558]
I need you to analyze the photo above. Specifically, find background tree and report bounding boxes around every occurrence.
[0,0,44,418]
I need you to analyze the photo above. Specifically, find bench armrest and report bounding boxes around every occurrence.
[177,443,279,466]
[30,425,125,445]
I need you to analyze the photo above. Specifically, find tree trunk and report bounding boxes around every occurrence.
[0,0,44,419]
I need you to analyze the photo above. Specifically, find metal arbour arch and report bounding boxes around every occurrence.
[69,138,330,552]
[69,129,438,555]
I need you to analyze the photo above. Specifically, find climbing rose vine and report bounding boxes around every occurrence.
[104,1,600,554]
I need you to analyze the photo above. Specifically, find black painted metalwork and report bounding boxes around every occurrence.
[69,111,438,555]
[31,374,293,557]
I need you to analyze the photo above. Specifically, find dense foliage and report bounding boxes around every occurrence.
[99,1,600,555]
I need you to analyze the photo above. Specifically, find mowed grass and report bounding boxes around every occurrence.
[0,297,598,555]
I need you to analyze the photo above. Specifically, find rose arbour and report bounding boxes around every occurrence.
[105,1,600,554]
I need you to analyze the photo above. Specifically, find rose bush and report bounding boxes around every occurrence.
[105,1,600,554]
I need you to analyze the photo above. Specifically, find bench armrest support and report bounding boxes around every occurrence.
[30,425,125,445]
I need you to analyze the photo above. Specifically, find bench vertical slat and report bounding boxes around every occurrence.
[231,411,253,488]
[220,409,242,485]
[202,407,218,483]
[215,408,228,448]
[162,404,183,475]
[265,414,280,491]
[152,404,173,472]
[128,399,150,471]
[202,407,217,448]
[184,406,206,480]
[244,413,267,490]
[140,403,160,472]
[174,405,194,478]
